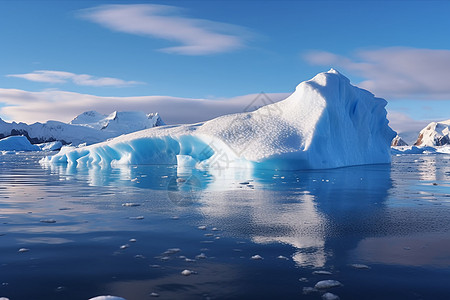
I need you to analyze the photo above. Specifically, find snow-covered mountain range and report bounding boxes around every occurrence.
[0,111,164,146]
[414,120,450,147]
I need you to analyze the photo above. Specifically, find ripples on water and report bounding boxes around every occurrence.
[0,152,449,299]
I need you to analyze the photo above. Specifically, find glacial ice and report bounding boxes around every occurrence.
[0,136,40,151]
[42,69,395,170]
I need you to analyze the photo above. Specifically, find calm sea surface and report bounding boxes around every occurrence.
[0,152,449,300]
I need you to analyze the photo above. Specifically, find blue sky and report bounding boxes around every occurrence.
[1,0,450,135]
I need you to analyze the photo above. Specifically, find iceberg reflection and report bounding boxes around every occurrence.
[42,160,392,268]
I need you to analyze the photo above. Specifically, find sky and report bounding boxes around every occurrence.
[1,0,450,138]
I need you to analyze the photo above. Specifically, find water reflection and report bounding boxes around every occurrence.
[40,158,394,269]
[2,153,450,299]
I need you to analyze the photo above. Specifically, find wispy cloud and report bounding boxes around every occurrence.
[6,70,142,87]
[387,111,431,135]
[304,47,450,99]
[0,88,288,124]
[79,4,248,55]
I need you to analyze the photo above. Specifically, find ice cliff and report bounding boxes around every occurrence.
[43,69,396,170]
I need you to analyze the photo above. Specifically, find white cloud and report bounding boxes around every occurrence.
[0,88,289,124]
[7,70,142,87]
[304,47,450,99]
[386,111,430,134]
[79,4,248,55]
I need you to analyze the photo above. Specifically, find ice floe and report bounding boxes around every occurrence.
[314,280,343,289]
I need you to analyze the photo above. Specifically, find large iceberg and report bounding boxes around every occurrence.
[42,69,396,170]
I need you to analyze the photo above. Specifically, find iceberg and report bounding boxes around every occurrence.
[42,70,395,170]
[0,135,40,151]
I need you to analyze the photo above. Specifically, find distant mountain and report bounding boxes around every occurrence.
[414,120,450,147]
[391,135,408,146]
[0,111,164,146]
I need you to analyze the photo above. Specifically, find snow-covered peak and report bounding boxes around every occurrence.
[69,110,165,133]
[415,119,450,146]
[391,135,408,146]
[100,111,165,133]
[327,68,340,75]
[299,68,350,90]
[70,111,107,126]
[1,110,165,148]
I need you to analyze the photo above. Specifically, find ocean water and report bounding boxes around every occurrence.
[0,152,449,300]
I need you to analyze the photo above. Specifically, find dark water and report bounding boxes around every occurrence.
[0,152,449,300]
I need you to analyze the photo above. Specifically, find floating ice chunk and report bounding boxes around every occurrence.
[322,292,340,300]
[128,216,144,220]
[185,258,196,262]
[164,248,181,255]
[314,280,343,289]
[120,244,130,249]
[150,292,160,297]
[0,298,10,300]
[211,227,219,231]
[40,219,56,223]
[122,203,140,207]
[129,238,137,243]
[197,225,207,230]
[251,255,263,260]
[18,248,29,253]
[302,287,317,294]
[89,296,126,300]
[181,269,193,276]
[196,253,207,259]
[313,270,332,275]
[350,263,370,269]
[277,255,289,260]
[134,255,145,259]
[299,277,309,283]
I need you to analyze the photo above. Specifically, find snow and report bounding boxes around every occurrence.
[391,135,408,146]
[0,136,40,151]
[70,110,165,134]
[0,110,164,147]
[414,120,450,147]
[43,70,395,170]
